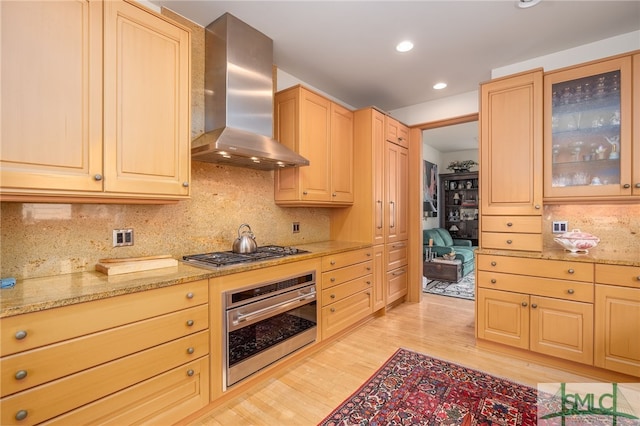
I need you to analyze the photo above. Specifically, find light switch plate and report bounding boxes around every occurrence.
[552,221,568,234]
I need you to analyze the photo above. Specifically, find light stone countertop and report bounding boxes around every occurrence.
[0,241,370,318]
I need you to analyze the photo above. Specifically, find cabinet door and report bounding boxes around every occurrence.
[530,296,593,365]
[385,117,409,149]
[544,56,632,199]
[385,142,409,242]
[372,244,386,311]
[103,0,190,197]
[477,288,529,349]
[480,70,543,215]
[330,103,354,203]
[594,284,640,377]
[633,54,640,195]
[0,0,103,193]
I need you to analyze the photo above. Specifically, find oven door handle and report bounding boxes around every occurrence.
[230,292,316,330]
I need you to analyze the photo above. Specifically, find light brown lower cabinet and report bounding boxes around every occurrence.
[594,264,640,377]
[320,247,374,339]
[0,280,210,425]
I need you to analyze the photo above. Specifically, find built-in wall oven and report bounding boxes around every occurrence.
[224,271,317,387]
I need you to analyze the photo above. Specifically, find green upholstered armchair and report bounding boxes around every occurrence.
[423,228,476,277]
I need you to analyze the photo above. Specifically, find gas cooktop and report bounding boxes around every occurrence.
[182,245,309,268]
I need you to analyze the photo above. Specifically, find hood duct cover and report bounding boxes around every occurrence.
[191,13,309,170]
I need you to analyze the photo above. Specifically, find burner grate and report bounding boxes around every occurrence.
[183,245,308,267]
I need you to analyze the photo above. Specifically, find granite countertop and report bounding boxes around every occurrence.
[0,241,370,318]
[476,248,640,267]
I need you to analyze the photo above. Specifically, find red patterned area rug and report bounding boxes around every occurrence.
[319,348,538,426]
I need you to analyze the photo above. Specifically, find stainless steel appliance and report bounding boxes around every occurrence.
[224,272,317,386]
[182,245,308,268]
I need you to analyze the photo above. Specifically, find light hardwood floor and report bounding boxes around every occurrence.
[187,293,598,425]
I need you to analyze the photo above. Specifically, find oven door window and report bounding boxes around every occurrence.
[228,301,316,367]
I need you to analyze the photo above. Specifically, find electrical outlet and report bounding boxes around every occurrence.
[113,229,134,247]
[552,221,568,234]
[292,222,300,233]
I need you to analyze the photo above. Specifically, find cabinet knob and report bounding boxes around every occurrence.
[94,174,103,181]
[330,277,336,282]
[490,279,497,284]
[506,222,513,227]
[15,330,27,340]
[531,303,538,309]
[534,205,541,209]
[330,294,336,299]
[568,269,575,274]
[366,253,371,257]
[330,307,336,313]
[15,410,28,421]
[187,347,195,354]
[303,191,308,195]
[623,183,631,189]
[186,292,194,299]
[366,281,371,285]
[506,240,513,244]
[491,261,497,266]
[567,289,575,294]
[330,260,336,265]
[635,183,640,189]
[636,276,640,281]
[182,182,189,187]
[366,267,371,271]
[332,192,337,197]
[186,320,194,327]
[187,369,195,377]
[15,370,27,380]
[521,302,528,307]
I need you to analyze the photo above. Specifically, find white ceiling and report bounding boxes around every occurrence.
[150,0,639,113]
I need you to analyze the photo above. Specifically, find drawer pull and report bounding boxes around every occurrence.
[186,292,194,299]
[330,307,336,313]
[531,303,538,309]
[15,370,27,380]
[187,369,195,377]
[187,347,195,354]
[491,261,497,267]
[521,302,528,307]
[568,269,575,274]
[15,330,27,340]
[330,294,336,299]
[330,260,336,265]
[15,410,28,421]
[567,289,575,294]
[366,267,371,271]
[490,279,497,284]
[366,253,371,257]
[330,277,336,282]
[506,240,513,244]
[506,222,513,227]
[186,319,194,327]
[366,281,371,285]
[392,269,406,276]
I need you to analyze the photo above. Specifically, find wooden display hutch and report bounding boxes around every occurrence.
[439,171,479,245]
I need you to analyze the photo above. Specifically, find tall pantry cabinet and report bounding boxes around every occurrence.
[0,0,191,203]
[331,108,409,309]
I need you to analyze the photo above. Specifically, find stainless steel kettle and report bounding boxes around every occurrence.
[232,224,258,253]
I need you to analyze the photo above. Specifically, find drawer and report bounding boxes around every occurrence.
[595,264,640,288]
[321,275,373,307]
[477,271,594,303]
[477,254,594,282]
[322,260,373,289]
[386,240,408,271]
[1,279,209,356]
[41,357,209,426]
[321,247,373,271]
[387,266,408,304]
[0,331,209,426]
[481,232,542,251]
[481,215,542,233]
[1,305,209,397]
[321,290,372,339]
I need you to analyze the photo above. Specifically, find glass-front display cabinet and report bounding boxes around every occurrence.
[544,56,633,199]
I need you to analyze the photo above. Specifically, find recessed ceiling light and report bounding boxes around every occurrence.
[396,40,414,53]
[433,82,447,90]
[517,0,542,9]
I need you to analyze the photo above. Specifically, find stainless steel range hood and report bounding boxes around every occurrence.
[192,13,309,171]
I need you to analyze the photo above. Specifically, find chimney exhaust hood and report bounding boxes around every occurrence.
[191,13,309,170]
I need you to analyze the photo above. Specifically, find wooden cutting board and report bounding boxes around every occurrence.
[95,257,178,275]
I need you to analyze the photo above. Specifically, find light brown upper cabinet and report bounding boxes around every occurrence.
[385,116,410,149]
[274,85,354,206]
[544,55,636,201]
[479,70,543,251]
[0,0,191,203]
